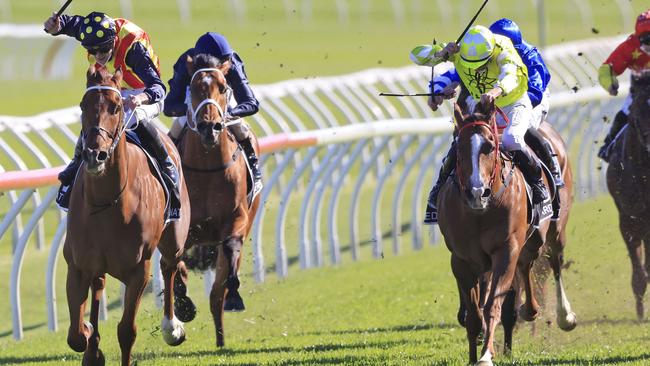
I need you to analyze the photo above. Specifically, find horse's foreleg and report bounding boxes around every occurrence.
[479,247,519,366]
[500,287,517,356]
[66,265,92,353]
[518,236,542,322]
[451,255,481,364]
[82,275,106,366]
[160,257,186,346]
[117,261,150,366]
[547,230,577,331]
[211,246,229,347]
[621,215,646,320]
[223,236,245,312]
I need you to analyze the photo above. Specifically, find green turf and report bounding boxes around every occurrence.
[1,196,648,365]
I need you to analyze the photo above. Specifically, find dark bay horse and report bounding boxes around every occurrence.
[606,73,650,320]
[174,54,261,347]
[64,66,190,366]
[438,102,576,365]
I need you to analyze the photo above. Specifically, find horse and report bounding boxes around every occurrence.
[606,73,650,320]
[437,101,576,365]
[172,53,261,347]
[63,66,191,366]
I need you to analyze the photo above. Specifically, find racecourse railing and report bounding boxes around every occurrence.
[0,36,629,340]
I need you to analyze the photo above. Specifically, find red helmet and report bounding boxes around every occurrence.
[636,9,650,36]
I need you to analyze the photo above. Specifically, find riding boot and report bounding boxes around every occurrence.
[239,136,263,194]
[58,135,83,186]
[56,134,84,209]
[525,127,564,188]
[135,120,181,221]
[598,110,628,162]
[513,149,549,205]
[424,141,457,225]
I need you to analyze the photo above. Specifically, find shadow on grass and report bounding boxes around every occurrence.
[525,353,650,365]
[297,321,458,336]
[0,353,75,365]
[0,322,46,339]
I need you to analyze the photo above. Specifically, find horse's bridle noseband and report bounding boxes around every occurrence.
[186,68,235,132]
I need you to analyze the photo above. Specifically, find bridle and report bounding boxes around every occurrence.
[82,84,134,214]
[455,107,510,196]
[186,67,237,132]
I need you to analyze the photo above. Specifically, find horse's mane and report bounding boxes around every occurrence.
[193,53,223,70]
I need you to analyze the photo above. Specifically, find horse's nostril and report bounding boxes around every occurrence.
[97,151,108,162]
[213,123,222,131]
[482,189,491,198]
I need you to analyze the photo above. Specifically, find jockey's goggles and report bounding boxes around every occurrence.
[87,45,112,55]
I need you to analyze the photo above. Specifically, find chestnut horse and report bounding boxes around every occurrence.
[64,66,191,366]
[173,54,261,347]
[438,102,576,365]
[606,73,650,320]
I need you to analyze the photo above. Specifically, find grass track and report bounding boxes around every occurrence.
[1,196,649,365]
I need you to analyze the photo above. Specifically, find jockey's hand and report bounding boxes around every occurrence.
[44,13,61,34]
[434,42,460,59]
[428,95,445,111]
[441,82,459,99]
[480,87,502,108]
[125,93,150,111]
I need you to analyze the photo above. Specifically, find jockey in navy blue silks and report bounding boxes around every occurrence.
[164,32,262,191]
[44,11,182,221]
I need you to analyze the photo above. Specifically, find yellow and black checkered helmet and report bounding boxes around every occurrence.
[78,12,116,51]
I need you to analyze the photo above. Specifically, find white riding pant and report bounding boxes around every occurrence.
[530,88,550,130]
[466,93,534,152]
[120,88,163,128]
[173,115,251,142]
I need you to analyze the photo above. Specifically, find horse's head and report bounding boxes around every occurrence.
[80,65,124,175]
[454,101,500,210]
[185,53,231,148]
[629,72,650,153]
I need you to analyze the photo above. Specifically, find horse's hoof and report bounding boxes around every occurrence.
[224,291,245,312]
[518,306,538,322]
[162,316,186,346]
[174,295,197,322]
[82,348,105,366]
[558,312,577,331]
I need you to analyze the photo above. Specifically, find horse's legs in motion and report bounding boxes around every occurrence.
[223,236,245,312]
[82,275,106,366]
[500,287,517,356]
[173,260,197,322]
[66,265,93,353]
[160,256,186,346]
[621,215,647,320]
[518,233,543,322]
[479,246,519,366]
[117,261,150,366]
[210,246,230,347]
[452,255,482,364]
[547,225,577,331]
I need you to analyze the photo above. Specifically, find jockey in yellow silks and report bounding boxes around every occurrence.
[44,11,181,221]
[410,25,549,224]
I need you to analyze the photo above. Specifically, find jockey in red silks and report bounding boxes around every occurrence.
[597,9,650,162]
[44,11,181,220]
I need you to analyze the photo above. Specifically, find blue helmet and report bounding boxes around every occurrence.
[194,32,233,59]
[489,18,522,46]
[78,12,116,51]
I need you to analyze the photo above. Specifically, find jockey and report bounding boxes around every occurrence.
[44,11,182,220]
[597,9,650,162]
[164,32,262,192]
[410,25,550,225]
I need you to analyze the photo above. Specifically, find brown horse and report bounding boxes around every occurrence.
[173,54,261,347]
[64,66,190,366]
[606,73,650,320]
[438,102,576,365]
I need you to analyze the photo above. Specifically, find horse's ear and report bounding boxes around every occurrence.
[112,66,123,85]
[185,55,194,76]
[476,98,496,118]
[453,103,465,125]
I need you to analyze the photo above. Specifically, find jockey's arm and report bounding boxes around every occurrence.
[226,53,260,118]
[44,14,83,37]
[124,42,166,110]
[599,37,636,96]
[493,48,521,98]
[163,51,192,117]
[521,49,549,108]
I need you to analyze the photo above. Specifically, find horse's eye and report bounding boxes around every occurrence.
[481,143,495,154]
[109,103,121,115]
